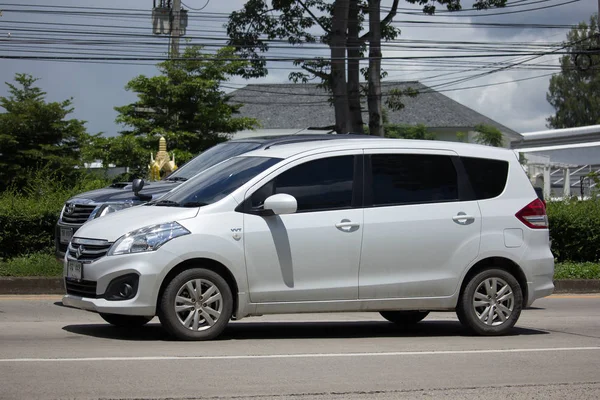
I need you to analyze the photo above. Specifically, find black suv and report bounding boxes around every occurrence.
[55,133,371,258]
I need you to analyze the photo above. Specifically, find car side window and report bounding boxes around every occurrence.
[250,155,355,212]
[370,154,458,206]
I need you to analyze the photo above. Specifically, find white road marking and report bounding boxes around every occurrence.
[2,347,600,363]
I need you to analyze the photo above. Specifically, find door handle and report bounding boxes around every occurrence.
[452,212,475,225]
[335,219,360,232]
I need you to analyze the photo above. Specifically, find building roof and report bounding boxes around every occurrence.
[229,81,521,140]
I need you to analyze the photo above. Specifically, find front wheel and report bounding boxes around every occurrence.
[380,311,429,325]
[158,268,233,341]
[456,268,523,336]
[99,313,153,327]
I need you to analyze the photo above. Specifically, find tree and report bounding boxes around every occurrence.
[384,123,436,140]
[473,124,504,147]
[114,46,259,165]
[0,74,89,192]
[547,13,600,128]
[226,0,506,135]
[82,134,151,180]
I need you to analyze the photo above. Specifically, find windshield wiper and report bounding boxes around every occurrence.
[166,176,188,182]
[181,202,209,208]
[153,200,180,207]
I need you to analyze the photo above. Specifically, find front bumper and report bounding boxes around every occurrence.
[62,294,155,316]
[62,248,184,317]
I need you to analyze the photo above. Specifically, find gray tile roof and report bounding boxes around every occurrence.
[229,81,521,139]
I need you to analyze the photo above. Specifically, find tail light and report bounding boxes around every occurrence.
[515,198,548,229]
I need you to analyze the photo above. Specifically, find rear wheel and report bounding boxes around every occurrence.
[158,268,233,341]
[456,268,523,336]
[99,313,153,327]
[379,310,429,325]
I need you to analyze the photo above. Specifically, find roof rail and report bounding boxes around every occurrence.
[262,133,378,150]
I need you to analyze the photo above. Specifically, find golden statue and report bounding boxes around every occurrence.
[149,136,177,181]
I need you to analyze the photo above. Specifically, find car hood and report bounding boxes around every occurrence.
[73,204,199,242]
[70,180,181,203]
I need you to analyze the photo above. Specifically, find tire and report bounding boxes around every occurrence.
[456,268,523,336]
[380,311,429,325]
[158,268,233,341]
[99,313,153,327]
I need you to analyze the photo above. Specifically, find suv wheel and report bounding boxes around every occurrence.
[457,268,523,336]
[380,311,429,324]
[158,268,233,341]
[99,313,153,327]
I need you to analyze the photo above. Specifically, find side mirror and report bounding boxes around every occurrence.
[132,178,144,195]
[263,193,297,215]
[132,178,152,201]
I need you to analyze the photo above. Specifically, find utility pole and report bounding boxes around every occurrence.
[152,1,187,59]
[170,0,181,58]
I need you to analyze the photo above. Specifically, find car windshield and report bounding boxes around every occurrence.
[154,156,281,207]
[166,141,263,181]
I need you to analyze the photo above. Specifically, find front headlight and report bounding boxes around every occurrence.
[108,222,190,256]
[95,203,135,219]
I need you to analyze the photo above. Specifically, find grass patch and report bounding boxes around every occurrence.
[554,262,600,280]
[0,251,62,277]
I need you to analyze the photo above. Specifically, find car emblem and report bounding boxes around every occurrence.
[66,203,76,215]
[75,245,85,259]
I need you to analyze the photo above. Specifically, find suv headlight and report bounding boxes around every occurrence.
[95,203,135,219]
[108,222,190,256]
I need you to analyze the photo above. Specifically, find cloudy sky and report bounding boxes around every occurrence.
[0,0,597,137]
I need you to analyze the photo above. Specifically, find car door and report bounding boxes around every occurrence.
[359,149,481,299]
[242,151,364,303]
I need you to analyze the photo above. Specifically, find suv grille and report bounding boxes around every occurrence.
[68,238,112,263]
[65,279,98,298]
[62,203,97,224]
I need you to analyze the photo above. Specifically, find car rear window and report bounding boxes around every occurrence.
[461,157,509,200]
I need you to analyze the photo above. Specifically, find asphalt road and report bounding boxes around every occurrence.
[1,294,600,400]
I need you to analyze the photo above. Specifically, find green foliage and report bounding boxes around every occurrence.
[0,73,92,192]
[473,124,504,147]
[385,123,436,140]
[554,262,600,280]
[547,199,600,262]
[83,134,152,179]
[0,250,62,277]
[547,13,600,128]
[384,87,420,113]
[112,46,258,172]
[518,152,527,165]
[0,169,109,259]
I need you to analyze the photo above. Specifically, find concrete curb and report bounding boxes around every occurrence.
[0,277,599,295]
[553,279,600,293]
[0,277,64,295]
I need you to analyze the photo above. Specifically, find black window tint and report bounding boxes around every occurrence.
[461,157,509,200]
[160,156,281,206]
[371,154,458,206]
[252,156,355,212]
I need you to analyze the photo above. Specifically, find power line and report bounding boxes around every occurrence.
[181,0,210,12]
[392,0,582,17]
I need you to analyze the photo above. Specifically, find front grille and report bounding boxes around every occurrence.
[65,279,98,298]
[68,238,112,263]
[62,203,97,224]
